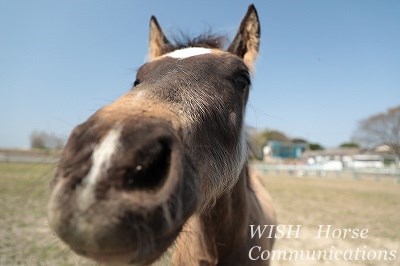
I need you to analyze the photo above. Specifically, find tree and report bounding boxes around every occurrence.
[291,138,308,144]
[309,143,324,150]
[252,129,290,150]
[30,131,65,150]
[255,130,289,146]
[353,106,400,158]
[30,132,46,149]
[339,142,360,148]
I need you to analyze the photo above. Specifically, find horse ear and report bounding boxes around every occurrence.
[227,5,260,68]
[149,16,171,60]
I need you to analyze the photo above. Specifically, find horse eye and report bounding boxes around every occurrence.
[133,79,141,87]
[234,74,250,91]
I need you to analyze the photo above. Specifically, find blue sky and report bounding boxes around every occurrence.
[1,0,399,148]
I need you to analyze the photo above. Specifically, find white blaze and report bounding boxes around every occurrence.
[165,47,212,59]
[78,127,121,210]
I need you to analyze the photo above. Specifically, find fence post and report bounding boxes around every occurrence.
[352,170,359,180]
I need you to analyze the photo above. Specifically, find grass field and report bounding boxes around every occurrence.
[261,174,400,265]
[0,162,399,265]
[0,163,86,266]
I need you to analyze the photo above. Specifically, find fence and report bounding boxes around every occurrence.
[251,163,400,183]
[0,150,59,164]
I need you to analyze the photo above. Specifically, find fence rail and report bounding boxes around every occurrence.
[251,163,400,183]
[0,151,58,164]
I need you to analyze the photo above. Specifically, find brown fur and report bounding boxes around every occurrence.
[48,4,276,265]
[173,167,275,265]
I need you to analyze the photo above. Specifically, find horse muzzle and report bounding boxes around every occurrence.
[48,116,199,265]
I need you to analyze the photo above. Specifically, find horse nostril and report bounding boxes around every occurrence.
[123,139,171,190]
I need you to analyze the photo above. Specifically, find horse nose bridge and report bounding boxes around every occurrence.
[97,92,184,132]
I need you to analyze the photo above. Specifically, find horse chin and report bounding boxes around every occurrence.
[54,201,185,265]
[73,226,181,265]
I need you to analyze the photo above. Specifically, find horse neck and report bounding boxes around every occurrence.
[173,164,251,264]
[203,165,250,252]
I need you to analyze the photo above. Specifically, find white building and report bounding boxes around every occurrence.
[302,148,385,169]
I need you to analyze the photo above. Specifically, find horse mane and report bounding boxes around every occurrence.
[163,31,228,54]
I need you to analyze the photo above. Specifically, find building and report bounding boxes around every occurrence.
[302,148,390,169]
[263,141,308,160]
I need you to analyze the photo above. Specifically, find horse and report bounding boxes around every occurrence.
[48,4,276,265]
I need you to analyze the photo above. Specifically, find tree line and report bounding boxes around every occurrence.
[250,105,400,159]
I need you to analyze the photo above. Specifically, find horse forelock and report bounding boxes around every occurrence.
[160,32,228,55]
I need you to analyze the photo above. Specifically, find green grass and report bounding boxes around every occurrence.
[0,162,399,265]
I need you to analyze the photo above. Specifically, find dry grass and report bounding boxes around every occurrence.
[0,162,95,266]
[261,174,400,265]
[0,162,399,265]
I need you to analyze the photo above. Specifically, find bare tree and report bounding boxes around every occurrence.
[353,106,400,158]
[30,132,46,149]
[30,131,65,150]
